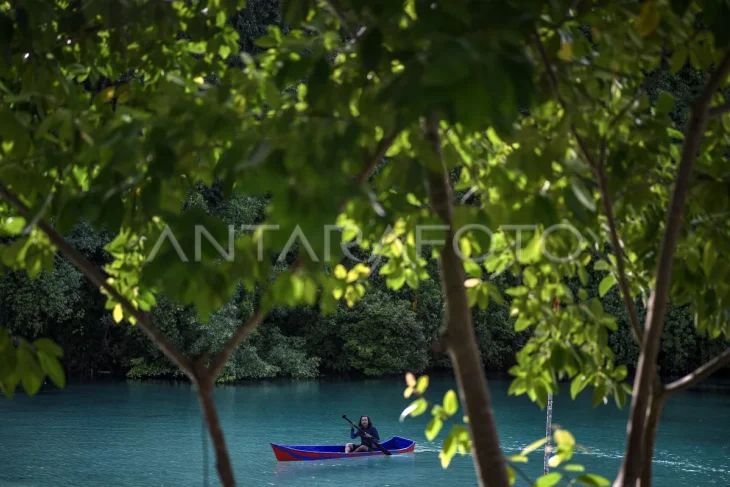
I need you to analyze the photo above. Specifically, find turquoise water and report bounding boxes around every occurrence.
[1,376,729,486]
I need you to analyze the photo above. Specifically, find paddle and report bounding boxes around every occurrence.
[342,415,392,456]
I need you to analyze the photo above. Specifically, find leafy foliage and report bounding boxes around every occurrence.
[3,0,730,485]
[0,328,65,398]
[400,372,612,486]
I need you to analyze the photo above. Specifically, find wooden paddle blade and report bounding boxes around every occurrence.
[373,441,392,456]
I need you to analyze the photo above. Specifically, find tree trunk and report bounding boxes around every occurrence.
[544,299,558,474]
[197,376,236,487]
[614,51,730,487]
[425,115,510,487]
[544,393,553,474]
[639,392,664,487]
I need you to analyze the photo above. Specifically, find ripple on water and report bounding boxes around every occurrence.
[1,378,729,487]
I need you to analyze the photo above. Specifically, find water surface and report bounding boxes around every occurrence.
[1,377,729,486]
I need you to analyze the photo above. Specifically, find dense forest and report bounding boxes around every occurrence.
[1,0,727,384]
[2,179,727,383]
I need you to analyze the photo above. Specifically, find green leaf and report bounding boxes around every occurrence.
[563,464,585,472]
[703,241,717,277]
[477,288,489,310]
[1,372,19,398]
[2,237,28,267]
[33,338,63,358]
[425,417,443,441]
[1,216,26,235]
[614,365,628,382]
[515,317,532,332]
[38,352,65,388]
[521,437,548,456]
[548,454,562,468]
[282,0,311,26]
[656,92,674,114]
[423,54,471,86]
[578,266,588,286]
[592,384,607,407]
[534,472,562,487]
[334,264,347,279]
[599,274,617,297]
[306,56,331,105]
[571,179,596,212]
[0,337,18,378]
[416,375,429,394]
[574,474,611,486]
[518,233,542,264]
[0,328,9,351]
[535,383,549,408]
[464,259,482,278]
[523,267,538,287]
[635,0,660,36]
[507,465,516,486]
[614,384,628,409]
[16,347,43,396]
[554,429,575,448]
[443,389,458,415]
[400,398,429,421]
[670,47,688,74]
[359,27,383,73]
[440,428,458,468]
[570,375,589,399]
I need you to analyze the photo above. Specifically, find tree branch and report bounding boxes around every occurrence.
[664,347,730,395]
[639,391,665,487]
[208,310,264,378]
[533,29,645,350]
[616,49,730,487]
[196,375,235,487]
[208,133,397,378]
[0,181,195,378]
[708,100,730,119]
[424,113,511,487]
[325,0,355,37]
[356,132,397,184]
[339,131,398,214]
[593,163,644,349]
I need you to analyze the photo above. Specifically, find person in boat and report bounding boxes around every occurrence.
[345,415,380,453]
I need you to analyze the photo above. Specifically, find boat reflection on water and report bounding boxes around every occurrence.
[272,453,416,479]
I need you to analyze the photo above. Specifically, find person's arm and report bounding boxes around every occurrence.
[350,427,358,439]
[371,427,379,442]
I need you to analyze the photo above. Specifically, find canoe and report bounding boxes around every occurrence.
[270,435,416,461]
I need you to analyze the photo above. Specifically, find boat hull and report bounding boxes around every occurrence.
[270,435,415,461]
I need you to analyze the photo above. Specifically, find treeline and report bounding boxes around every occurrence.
[1,179,726,382]
[2,1,727,384]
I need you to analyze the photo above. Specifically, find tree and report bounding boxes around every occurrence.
[3,2,730,487]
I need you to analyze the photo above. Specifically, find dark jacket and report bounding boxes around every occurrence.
[350,425,380,448]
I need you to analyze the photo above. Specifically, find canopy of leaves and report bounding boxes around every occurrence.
[0,0,728,414]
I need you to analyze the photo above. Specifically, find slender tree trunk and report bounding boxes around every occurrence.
[197,375,236,487]
[639,392,664,487]
[544,298,558,474]
[614,51,730,487]
[543,393,553,475]
[424,114,509,487]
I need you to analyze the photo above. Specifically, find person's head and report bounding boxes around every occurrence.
[359,416,372,428]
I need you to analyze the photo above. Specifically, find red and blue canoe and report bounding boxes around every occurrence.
[270,435,416,461]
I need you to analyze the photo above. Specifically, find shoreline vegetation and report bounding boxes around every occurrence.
[38,369,730,393]
[4,216,728,388]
